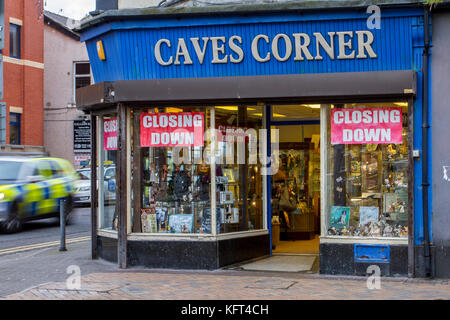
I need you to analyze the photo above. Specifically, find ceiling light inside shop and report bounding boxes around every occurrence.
[394,102,408,107]
[301,104,321,109]
[252,113,287,118]
[166,107,183,113]
[216,106,256,111]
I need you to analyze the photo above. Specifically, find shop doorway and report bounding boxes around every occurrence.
[270,105,321,256]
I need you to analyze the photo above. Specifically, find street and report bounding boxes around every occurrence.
[0,207,91,251]
[0,206,450,300]
[0,207,118,298]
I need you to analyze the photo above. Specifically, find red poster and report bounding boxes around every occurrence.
[331,108,403,145]
[103,118,118,150]
[140,112,204,147]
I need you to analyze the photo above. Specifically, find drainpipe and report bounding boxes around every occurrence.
[422,7,432,278]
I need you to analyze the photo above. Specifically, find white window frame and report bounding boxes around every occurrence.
[73,61,92,104]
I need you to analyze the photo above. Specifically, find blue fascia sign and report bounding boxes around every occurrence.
[83,12,419,81]
[152,31,377,67]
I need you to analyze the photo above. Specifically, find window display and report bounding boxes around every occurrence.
[214,106,264,233]
[137,107,212,234]
[326,103,409,238]
[98,115,118,231]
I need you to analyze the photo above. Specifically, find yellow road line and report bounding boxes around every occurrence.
[0,236,91,255]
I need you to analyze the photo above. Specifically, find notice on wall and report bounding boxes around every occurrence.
[73,119,91,153]
[331,108,403,145]
[140,112,204,147]
[103,118,118,150]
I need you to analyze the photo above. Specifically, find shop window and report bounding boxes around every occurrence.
[134,106,266,235]
[98,115,118,231]
[325,102,409,238]
[214,106,264,233]
[9,113,21,145]
[137,107,212,234]
[9,24,21,59]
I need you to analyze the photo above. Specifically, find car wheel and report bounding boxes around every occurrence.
[2,202,23,234]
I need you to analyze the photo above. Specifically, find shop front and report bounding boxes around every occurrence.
[76,2,430,276]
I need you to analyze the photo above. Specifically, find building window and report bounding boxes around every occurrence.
[74,62,92,102]
[9,24,21,59]
[325,102,409,238]
[9,113,21,145]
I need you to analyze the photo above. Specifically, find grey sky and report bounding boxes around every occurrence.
[44,0,96,20]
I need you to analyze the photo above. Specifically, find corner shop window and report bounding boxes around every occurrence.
[214,106,264,233]
[138,107,212,234]
[326,102,409,238]
[98,115,118,231]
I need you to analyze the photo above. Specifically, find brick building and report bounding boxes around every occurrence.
[1,0,45,153]
[43,10,91,167]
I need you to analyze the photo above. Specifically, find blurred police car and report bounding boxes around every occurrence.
[0,156,78,233]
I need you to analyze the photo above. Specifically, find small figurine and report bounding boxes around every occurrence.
[383,224,393,237]
[328,227,337,235]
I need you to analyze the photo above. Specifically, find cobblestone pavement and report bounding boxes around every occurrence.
[4,270,450,300]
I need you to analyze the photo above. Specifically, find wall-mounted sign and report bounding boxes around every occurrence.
[103,118,118,150]
[73,119,91,153]
[331,108,403,145]
[154,31,377,67]
[97,40,106,61]
[140,112,204,147]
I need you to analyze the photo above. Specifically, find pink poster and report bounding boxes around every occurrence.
[331,108,403,145]
[140,112,204,147]
[103,118,118,150]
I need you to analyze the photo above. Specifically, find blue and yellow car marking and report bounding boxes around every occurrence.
[0,158,77,221]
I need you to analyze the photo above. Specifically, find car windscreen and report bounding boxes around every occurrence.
[78,170,91,180]
[0,161,23,181]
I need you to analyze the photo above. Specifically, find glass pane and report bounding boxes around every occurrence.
[271,124,320,236]
[326,102,409,238]
[98,115,118,231]
[272,104,320,121]
[9,124,20,144]
[75,63,91,75]
[137,107,212,234]
[10,113,20,122]
[0,161,22,180]
[76,77,91,89]
[9,24,20,58]
[215,105,264,233]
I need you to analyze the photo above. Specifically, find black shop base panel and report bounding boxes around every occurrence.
[97,234,270,270]
[319,242,408,277]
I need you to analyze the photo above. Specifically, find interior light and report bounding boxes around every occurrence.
[272,113,287,118]
[216,106,256,111]
[301,104,321,109]
[394,102,408,107]
[166,107,183,113]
